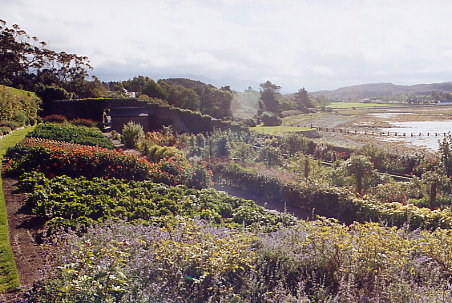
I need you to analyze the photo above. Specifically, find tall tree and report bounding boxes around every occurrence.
[293,87,312,109]
[259,80,281,114]
[0,20,93,96]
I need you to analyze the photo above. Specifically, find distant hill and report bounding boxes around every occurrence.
[310,81,452,101]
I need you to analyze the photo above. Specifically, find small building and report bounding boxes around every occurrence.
[109,107,149,132]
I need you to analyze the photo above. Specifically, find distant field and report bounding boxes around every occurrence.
[327,102,398,109]
[251,125,313,135]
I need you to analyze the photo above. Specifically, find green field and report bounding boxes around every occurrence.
[0,126,35,292]
[251,125,313,135]
[327,102,398,109]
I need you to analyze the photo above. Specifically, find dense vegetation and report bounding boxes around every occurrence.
[28,218,452,302]
[27,123,114,149]
[18,172,296,233]
[1,18,451,303]
[0,85,41,134]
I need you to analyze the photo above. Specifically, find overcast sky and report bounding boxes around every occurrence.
[2,0,452,92]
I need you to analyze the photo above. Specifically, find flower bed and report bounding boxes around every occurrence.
[27,123,114,149]
[4,138,151,180]
[28,219,452,302]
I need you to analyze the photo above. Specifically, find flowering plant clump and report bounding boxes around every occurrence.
[42,114,67,123]
[28,219,451,302]
[28,220,258,303]
[149,156,213,189]
[4,138,151,180]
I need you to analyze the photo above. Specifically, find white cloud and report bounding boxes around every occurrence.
[1,0,452,91]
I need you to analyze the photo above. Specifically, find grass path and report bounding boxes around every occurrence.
[251,125,313,136]
[0,126,35,292]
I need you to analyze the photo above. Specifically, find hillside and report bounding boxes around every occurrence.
[311,81,452,101]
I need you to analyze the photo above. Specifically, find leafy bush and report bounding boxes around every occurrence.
[27,123,114,149]
[0,120,21,130]
[121,121,144,148]
[0,126,11,136]
[17,172,296,233]
[12,110,28,126]
[140,143,185,162]
[148,157,212,189]
[261,111,281,126]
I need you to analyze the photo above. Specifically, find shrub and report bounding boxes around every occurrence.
[0,126,11,136]
[148,157,212,189]
[12,111,28,126]
[4,138,212,189]
[140,142,185,163]
[121,121,144,148]
[0,120,21,130]
[27,123,114,149]
[261,112,281,126]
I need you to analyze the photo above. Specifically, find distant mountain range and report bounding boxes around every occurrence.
[310,81,452,101]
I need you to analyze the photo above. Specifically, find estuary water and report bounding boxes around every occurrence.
[381,120,452,150]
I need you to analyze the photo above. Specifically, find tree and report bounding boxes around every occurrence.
[293,87,312,109]
[341,155,378,195]
[259,81,281,115]
[439,133,452,177]
[160,82,200,111]
[0,20,94,97]
[142,80,168,100]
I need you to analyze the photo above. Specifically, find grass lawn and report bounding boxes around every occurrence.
[327,102,399,109]
[251,125,313,136]
[0,126,35,292]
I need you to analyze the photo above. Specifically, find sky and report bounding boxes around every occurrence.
[2,0,452,92]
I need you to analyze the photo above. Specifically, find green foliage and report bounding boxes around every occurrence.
[259,81,281,115]
[439,133,452,177]
[120,121,144,149]
[159,78,233,119]
[261,111,282,126]
[17,172,296,233]
[29,218,452,302]
[35,85,73,102]
[160,81,200,111]
[358,144,422,175]
[0,85,41,124]
[213,161,452,229]
[28,123,114,149]
[340,155,379,195]
[142,144,184,163]
[0,21,95,97]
